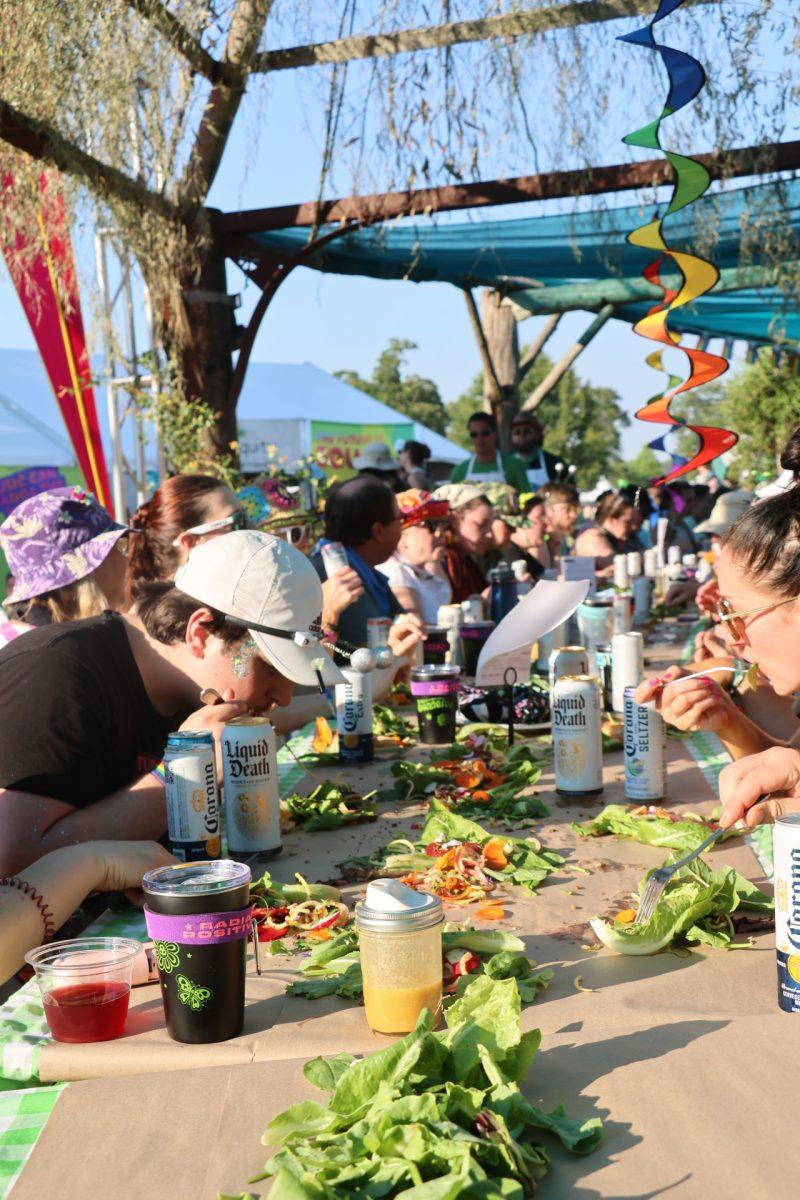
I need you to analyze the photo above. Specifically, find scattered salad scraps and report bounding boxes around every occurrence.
[249,977,601,1199]
[573,802,737,854]
[250,871,349,946]
[281,782,377,832]
[389,750,550,823]
[590,855,773,956]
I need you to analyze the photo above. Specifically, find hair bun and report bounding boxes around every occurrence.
[128,502,151,530]
[779,426,800,479]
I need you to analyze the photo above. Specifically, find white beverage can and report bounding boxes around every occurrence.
[774,815,800,1012]
[611,631,644,714]
[549,645,589,692]
[643,547,658,578]
[633,576,653,624]
[626,551,643,578]
[536,620,565,672]
[366,617,392,649]
[460,598,484,623]
[667,544,682,566]
[163,731,221,863]
[623,687,666,801]
[222,716,281,857]
[552,674,604,797]
[613,591,632,634]
[613,554,629,590]
[320,541,350,579]
[335,668,374,764]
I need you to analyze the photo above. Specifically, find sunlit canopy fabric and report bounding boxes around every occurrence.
[248,178,800,345]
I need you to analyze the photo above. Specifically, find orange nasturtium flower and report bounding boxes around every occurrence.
[482,838,510,869]
[614,909,637,925]
[475,905,506,920]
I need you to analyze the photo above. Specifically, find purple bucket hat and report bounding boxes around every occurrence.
[1,486,131,604]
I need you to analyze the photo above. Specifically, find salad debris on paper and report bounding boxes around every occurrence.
[388,745,549,822]
[590,855,773,956]
[340,800,564,905]
[288,926,554,1006]
[250,872,349,946]
[281,782,377,832]
[238,976,602,1199]
[572,803,735,855]
[308,711,414,758]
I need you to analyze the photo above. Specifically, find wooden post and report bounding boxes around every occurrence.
[480,289,519,449]
[521,304,615,413]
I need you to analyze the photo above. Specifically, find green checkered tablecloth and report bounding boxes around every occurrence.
[0,725,317,1195]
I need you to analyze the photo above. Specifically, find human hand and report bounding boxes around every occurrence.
[92,840,177,904]
[693,626,730,660]
[634,665,735,734]
[719,747,800,828]
[389,613,425,659]
[664,578,700,607]
[696,577,720,616]
[321,568,364,626]
[180,691,248,771]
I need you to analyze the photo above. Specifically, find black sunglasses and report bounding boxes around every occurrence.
[469,428,493,440]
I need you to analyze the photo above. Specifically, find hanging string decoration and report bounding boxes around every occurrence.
[621,0,738,484]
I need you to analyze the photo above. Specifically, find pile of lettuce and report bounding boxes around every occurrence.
[573,803,731,855]
[281,782,377,832]
[288,926,553,1006]
[238,976,602,1199]
[387,756,549,822]
[591,855,773,955]
[341,799,564,897]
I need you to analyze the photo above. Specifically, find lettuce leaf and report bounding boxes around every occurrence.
[573,803,722,854]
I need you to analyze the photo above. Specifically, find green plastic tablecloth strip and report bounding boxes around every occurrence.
[0,1084,65,1198]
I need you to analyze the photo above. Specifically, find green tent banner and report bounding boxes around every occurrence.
[311,420,413,480]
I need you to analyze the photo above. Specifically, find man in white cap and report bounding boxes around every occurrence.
[0,531,343,874]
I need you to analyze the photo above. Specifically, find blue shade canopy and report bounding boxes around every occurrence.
[248,178,800,346]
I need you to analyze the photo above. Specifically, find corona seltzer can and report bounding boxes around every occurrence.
[623,687,666,801]
[222,716,281,857]
[163,731,221,862]
[335,668,374,764]
[773,815,800,1012]
[548,645,589,693]
[552,674,604,797]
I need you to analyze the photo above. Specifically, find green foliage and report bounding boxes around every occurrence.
[336,339,448,434]
[446,375,484,449]
[617,445,670,487]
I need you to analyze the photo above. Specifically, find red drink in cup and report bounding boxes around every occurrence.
[26,938,140,1044]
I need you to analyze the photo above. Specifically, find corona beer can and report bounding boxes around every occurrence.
[623,687,666,801]
[163,731,221,862]
[611,630,644,714]
[335,668,374,764]
[773,815,800,1012]
[222,716,281,858]
[552,674,604,797]
[366,617,392,649]
[320,541,350,579]
[548,645,589,692]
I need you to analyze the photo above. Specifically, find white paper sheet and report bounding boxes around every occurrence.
[475,578,590,686]
[560,555,597,599]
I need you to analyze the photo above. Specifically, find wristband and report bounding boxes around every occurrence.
[151,761,167,787]
[0,877,56,942]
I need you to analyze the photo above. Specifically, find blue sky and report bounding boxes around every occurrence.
[0,7,783,462]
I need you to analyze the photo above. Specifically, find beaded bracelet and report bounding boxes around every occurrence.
[0,877,56,942]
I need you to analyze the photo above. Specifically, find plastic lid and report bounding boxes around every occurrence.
[410,664,461,681]
[142,859,251,897]
[356,878,443,933]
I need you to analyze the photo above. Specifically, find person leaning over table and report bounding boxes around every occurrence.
[433,482,494,605]
[573,490,640,575]
[538,480,580,566]
[0,841,175,985]
[376,489,452,624]
[310,476,424,655]
[635,468,800,816]
[0,530,345,877]
[450,411,529,493]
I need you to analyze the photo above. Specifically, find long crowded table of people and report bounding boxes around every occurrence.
[0,421,799,1197]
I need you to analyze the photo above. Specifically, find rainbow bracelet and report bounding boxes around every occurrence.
[151,761,167,787]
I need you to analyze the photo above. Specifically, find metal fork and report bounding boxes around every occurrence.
[635,826,725,925]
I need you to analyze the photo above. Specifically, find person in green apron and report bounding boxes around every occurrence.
[450,412,528,492]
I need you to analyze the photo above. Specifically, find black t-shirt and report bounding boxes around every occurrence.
[0,613,177,807]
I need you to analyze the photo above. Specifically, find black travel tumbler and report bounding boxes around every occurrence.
[143,860,252,1044]
[410,664,461,745]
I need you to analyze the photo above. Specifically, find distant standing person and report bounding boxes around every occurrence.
[352,442,402,491]
[450,412,529,493]
[509,411,572,489]
[398,441,432,490]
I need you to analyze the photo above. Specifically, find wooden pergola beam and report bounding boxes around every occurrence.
[252,0,712,73]
[218,139,800,236]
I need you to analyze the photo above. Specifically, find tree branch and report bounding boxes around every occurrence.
[462,288,503,404]
[124,0,240,86]
[518,313,562,383]
[0,98,180,223]
[253,0,713,72]
[177,0,273,208]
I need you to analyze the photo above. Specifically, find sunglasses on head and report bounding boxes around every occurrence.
[177,510,250,542]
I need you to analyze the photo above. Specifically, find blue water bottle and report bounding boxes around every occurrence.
[489,562,518,624]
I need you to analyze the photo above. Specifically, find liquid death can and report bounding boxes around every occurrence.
[773,815,800,1012]
[335,667,374,763]
[552,674,604,797]
[548,645,589,692]
[623,687,666,801]
[163,731,221,862]
[222,716,281,858]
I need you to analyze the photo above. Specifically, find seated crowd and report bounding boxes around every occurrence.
[0,413,798,984]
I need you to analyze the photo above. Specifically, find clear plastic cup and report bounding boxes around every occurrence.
[25,937,141,1043]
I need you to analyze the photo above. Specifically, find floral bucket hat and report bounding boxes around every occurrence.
[396,488,449,528]
[0,486,131,604]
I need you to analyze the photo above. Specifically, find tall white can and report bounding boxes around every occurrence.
[613,554,629,590]
[611,631,644,713]
[643,547,658,579]
[335,668,374,764]
[773,815,800,1012]
[613,591,632,635]
[552,674,604,797]
[320,541,350,579]
[548,645,589,692]
[626,551,643,578]
[623,688,666,801]
[222,716,282,856]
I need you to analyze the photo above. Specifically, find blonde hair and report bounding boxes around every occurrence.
[21,576,109,624]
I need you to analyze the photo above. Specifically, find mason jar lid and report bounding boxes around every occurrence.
[355,879,443,933]
[142,859,251,897]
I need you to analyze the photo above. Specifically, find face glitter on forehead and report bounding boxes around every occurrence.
[230,634,259,678]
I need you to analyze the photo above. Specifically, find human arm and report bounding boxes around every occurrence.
[389,612,425,659]
[719,746,800,828]
[321,568,364,633]
[573,527,615,572]
[0,840,175,983]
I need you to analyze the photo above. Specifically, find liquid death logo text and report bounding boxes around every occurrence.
[554,694,587,729]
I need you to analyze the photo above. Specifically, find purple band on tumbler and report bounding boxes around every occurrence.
[424,640,447,653]
[411,680,461,697]
[461,627,491,639]
[144,905,254,946]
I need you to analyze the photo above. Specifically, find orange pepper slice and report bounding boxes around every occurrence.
[470,790,492,804]
[311,717,334,753]
[483,837,509,869]
[614,908,637,925]
[475,905,506,920]
[453,771,483,789]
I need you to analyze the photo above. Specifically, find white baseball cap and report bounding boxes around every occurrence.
[174,530,345,688]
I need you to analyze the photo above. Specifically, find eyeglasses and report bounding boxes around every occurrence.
[273,523,311,546]
[716,595,796,641]
[469,428,493,440]
[178,510,250,541]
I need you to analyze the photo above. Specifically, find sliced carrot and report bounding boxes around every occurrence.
[470,790,492,804]
[614,908,637,925]
[453,771,483,789]
[311,717,334,753]
[483,837,510,869]
[475,905,506,920]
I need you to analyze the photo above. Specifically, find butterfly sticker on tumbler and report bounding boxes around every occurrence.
[176,974,213,1011]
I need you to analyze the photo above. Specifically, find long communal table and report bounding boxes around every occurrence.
[0,636,788,1199]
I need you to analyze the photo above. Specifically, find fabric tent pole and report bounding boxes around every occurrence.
[521,304,616,412]
[518,313,562,382]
